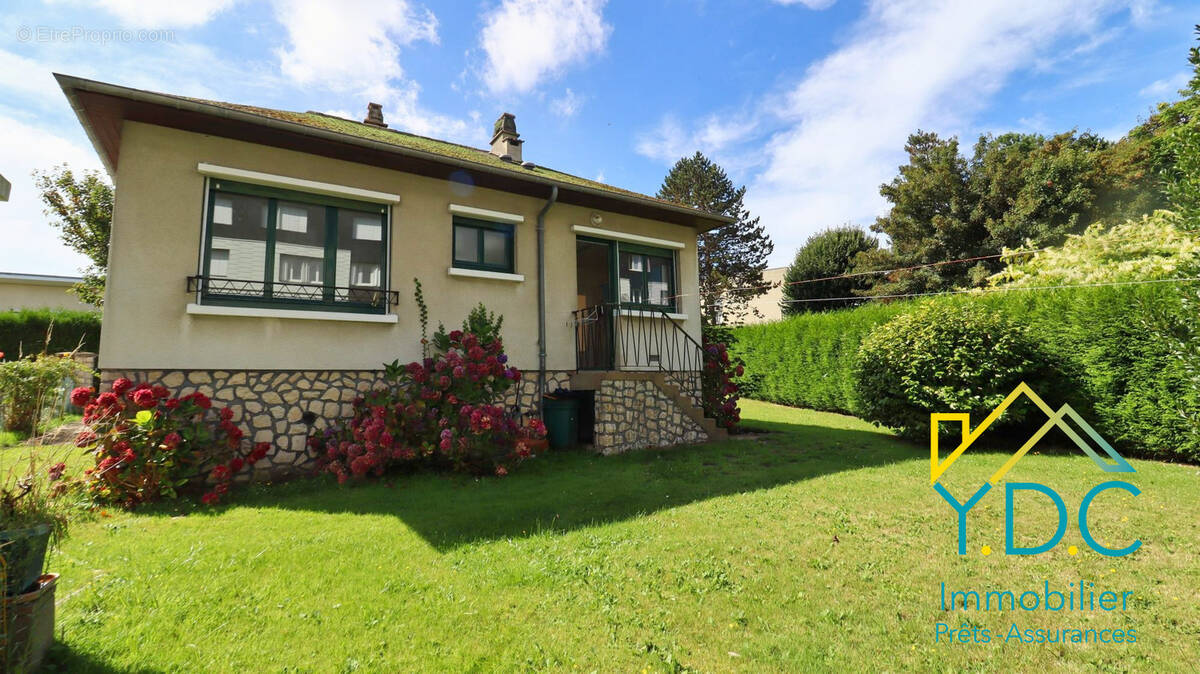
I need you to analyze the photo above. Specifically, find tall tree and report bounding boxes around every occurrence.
[857,131,988,296]
[33,164,112,307]
[656,152,773,324]
[781,226,877,315]
[1138,24,1200,226]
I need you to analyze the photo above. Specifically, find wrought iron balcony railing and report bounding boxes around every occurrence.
[187,275,400,310]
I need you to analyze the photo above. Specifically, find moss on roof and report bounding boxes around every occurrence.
[182,96,671,205]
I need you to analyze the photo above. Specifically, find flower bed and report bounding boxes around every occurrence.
[70,378,267,506]
[314,329,546,481]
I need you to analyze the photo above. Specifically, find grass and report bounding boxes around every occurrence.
[0,413,83,449]
[20,400,1200,672]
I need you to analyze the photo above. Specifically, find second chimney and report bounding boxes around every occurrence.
[490,112,523,162]
[363,102,387,128]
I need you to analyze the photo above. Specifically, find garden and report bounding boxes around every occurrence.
[1,232,1198,670]
[0,400,1193,671]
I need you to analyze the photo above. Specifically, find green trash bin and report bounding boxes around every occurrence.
[543,398,579,449]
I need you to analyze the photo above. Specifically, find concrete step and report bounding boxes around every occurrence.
[568,370,728,442]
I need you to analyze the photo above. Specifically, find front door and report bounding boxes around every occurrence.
[575,238,614,370]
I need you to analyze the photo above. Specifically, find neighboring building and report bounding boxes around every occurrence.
[0,172,10,201]
[738,266,787,325]
[58,74,735,476]
[0,272,91,311]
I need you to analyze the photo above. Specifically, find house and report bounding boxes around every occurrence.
[0,272,92,312]
[57,74,734,477]
[739,266,786,324]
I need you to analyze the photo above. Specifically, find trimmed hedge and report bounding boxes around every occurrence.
[0,309,102,358]
[730,302,904,412]
[730,284,1200,463]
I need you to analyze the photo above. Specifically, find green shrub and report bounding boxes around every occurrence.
[0,354,86,434]
[988,210,1200,287]
[781,225,878,315]
[727,302,905,412]
[731,283,1200,463]
[0,309,102,358]
[850,302,1067,440]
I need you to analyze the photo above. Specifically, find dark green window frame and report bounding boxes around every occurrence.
[200,179,390,314]
[451,216,515,273]
[616,242,677,313]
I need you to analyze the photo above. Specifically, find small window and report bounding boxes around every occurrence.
[209,249,230,277]
[278,254,323,284]
[351,262,380,287]
[619,246,675,311]
[277,204,310,233]
[353,216,383,241]
[452,216,514,273]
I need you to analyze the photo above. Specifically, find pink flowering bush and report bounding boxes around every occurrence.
[71,378,269,507]
[702,340,743,429]
[315,329,547,481]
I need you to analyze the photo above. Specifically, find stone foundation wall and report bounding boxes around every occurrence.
[593,378,708,455]
[100,368,573,480]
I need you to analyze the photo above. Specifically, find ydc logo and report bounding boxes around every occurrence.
[931,383,1140,557]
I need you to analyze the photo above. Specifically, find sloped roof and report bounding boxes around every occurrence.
[55,74,735,230]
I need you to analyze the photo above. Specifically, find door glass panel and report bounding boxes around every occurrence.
[619,252,646,304]
[647,255,672,306]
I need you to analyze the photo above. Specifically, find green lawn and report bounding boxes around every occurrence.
[25,400,1200,672]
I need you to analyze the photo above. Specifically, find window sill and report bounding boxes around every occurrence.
[447,267,525,282]
[186,303,398,323]
[615,308,688,321]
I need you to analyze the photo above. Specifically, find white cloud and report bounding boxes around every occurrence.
[480,0,611,95]
[271,0,469,140]
[551,88,584,117]
[0,115,101,276]
[76,0,238,28]
[274,0,437,88]
[737,0,1135,265]
[635,113,761,169]
[772,0,837,9]
[1138,71,1190,100]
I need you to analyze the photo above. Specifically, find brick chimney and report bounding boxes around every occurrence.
[489,112,522,162]
[363,102,387,128]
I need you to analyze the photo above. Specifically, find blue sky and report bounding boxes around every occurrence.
[0,0,1194,276]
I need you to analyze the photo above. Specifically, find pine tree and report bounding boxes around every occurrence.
[656,152,773,324]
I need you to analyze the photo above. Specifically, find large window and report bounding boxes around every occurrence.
[618,245,676,311]
[452,216,514,273]
[201,180,389,313]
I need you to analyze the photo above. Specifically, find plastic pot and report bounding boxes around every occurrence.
[0,524,51,597]
[4,573,58,672]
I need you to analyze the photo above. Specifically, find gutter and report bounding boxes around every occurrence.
[536,185,558,418]
[53,74,736,230]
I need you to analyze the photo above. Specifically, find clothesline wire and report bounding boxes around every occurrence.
[679,247,1050,301]
[699,275,1200,308]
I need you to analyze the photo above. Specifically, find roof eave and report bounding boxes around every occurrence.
[55,74,736,231]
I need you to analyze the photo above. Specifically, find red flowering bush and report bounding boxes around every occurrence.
[702,340,742,429]
[315,329,547,481]
[71,379,269,507]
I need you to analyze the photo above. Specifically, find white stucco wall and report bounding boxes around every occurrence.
[102,122,703,372]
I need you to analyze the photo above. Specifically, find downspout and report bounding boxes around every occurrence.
[536,185,558,418]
